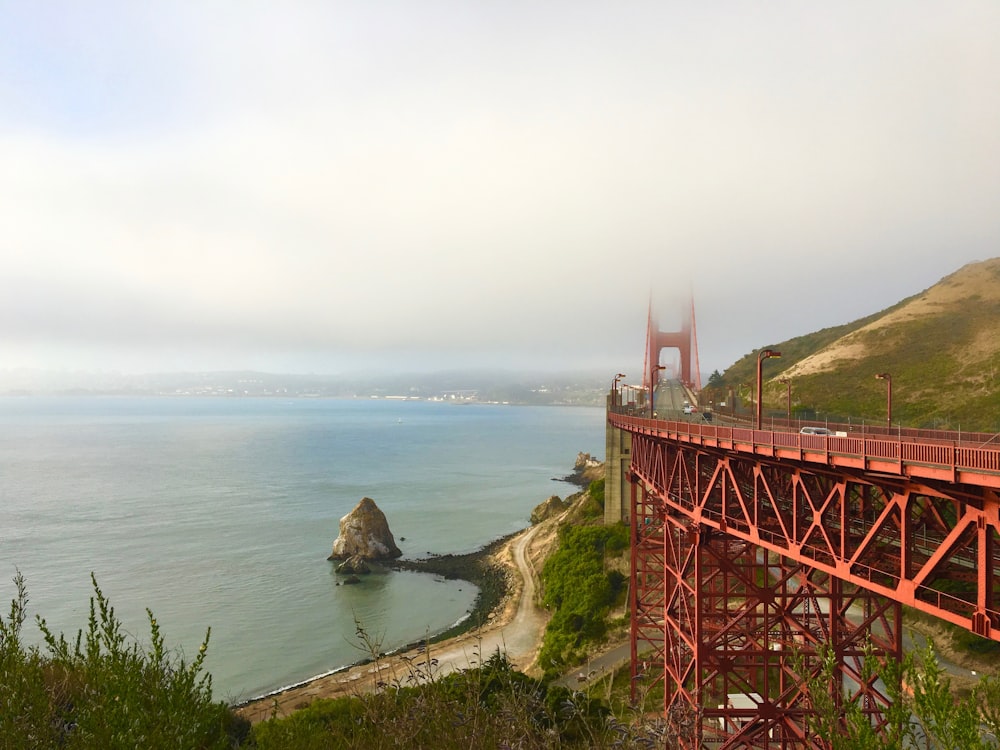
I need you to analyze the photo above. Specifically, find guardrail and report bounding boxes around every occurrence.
[609,410,1000,489]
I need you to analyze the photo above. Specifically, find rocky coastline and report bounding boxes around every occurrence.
[237,457,597,719]
[556,451,604,488]
[385,455,595,648]
[363,454,599,650]
[235,532,517,717]
[388,532,518,647]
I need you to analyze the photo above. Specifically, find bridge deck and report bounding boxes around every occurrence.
[610,412,1000,490]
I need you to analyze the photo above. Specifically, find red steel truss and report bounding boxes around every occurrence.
[615,411,1000,747]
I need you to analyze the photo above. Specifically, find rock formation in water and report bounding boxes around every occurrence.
[328,497,402,562]
[335,555,371,575]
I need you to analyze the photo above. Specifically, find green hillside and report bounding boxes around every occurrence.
[702,258,1000,432]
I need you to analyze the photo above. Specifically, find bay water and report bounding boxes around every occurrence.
[0,396,604,703]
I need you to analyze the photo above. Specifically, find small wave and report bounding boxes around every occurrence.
[238,664,355,705]
[448,613,471,629]
[239,614,476,705]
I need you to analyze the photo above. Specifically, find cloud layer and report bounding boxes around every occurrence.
[2,2,998,376]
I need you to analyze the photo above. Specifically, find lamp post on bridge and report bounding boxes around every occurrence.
[611,373,626,408]
[650,364,666,418]
[779,378,791,422]
[875,372,892,428]
[756,349,782,430]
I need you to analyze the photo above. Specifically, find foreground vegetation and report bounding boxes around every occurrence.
[248,646,668,749]
[803,641,1000,750]
[0,572,248,749]
[0,570,664,748]
[5,478,1000,747]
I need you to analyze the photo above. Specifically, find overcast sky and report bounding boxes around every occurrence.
[1,2,998,379]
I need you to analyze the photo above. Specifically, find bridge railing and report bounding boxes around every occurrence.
[608,409,1000,489]
[611,396,1000,448]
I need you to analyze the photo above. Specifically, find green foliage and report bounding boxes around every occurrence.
[578,479,606,519]
[251,650,618,749]
[954,626,1000,656]
[909,642,992,750]
[538,522,629,673]
[801,641,910,750]
[0,571,247,750]
[803,639,1000,750]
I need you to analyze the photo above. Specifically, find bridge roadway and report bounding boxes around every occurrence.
[610,406,1000,640]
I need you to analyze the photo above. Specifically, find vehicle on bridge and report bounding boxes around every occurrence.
[799,426,834,436]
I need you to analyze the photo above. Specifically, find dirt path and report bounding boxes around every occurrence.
[236,522,552,724]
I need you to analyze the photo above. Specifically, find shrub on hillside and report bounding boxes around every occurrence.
[538,522,629,674]
[251,650,614,749]
[578,479,606,519]
[0,572,248,750]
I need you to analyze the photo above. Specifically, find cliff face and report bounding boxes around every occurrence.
[561,452,604,487]
[531,495,569,525]
[328,497,402,561]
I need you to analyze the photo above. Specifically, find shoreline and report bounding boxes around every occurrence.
[388,531,518,645]
[233,529,523,719]
[234,472,588,723]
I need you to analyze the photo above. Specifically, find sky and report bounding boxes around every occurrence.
[1,2,998,379]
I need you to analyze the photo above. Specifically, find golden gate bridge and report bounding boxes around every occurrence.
[605,300,1000,748]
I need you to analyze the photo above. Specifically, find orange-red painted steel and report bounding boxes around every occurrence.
[644,302,699,392]
[613,408,998,747]
[614,411,1000,637]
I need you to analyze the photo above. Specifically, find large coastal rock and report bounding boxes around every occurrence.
[328,497,402,562]
[531,495,570,525]
[561,452,606,487]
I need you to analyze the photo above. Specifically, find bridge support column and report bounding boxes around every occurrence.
[605,406,633,524]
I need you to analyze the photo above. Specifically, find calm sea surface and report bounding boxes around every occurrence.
[0,396,604,703]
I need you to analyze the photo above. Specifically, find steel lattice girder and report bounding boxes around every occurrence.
[629,447,905,747]
[630,433,1000,638]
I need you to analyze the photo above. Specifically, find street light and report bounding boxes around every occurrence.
[779,378,791,422]
[875,373,892,428]
[651,364,666,418]
[611,373,626,408]
[756,349,782,430]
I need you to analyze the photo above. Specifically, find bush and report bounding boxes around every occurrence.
[579,479,606,518]
[538,523,629,673]
[0,571,247,750]
[251,650,615,749]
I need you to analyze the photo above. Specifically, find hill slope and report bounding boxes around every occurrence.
[707,258,1000,431]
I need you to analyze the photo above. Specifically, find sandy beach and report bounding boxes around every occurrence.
[236,517,557,724]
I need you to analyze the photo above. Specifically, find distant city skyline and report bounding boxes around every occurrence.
[2,3,997,377]
[0,366,612,407]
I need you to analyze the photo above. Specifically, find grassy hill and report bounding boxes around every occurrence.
[702,258,1000,432]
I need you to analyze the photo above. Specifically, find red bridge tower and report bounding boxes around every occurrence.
[644,298,702,393]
